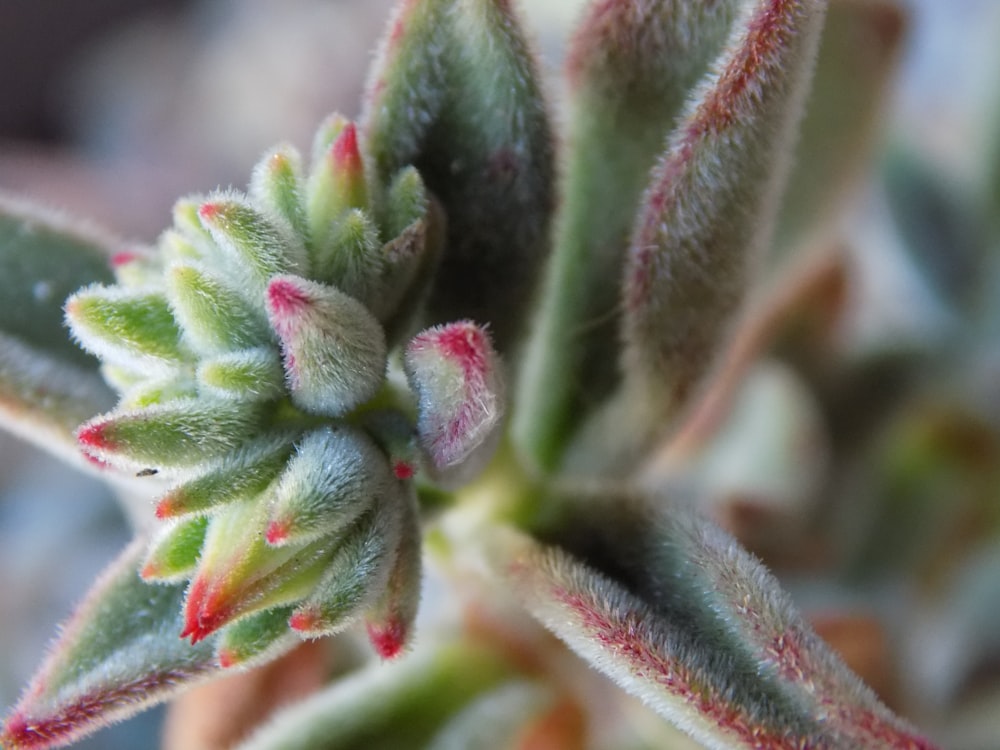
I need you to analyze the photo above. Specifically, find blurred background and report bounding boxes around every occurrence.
[2,1,999,748]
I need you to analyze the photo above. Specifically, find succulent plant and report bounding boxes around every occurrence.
[4,0,989,747]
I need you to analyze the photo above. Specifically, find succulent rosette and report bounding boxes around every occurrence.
[64,116,504,664]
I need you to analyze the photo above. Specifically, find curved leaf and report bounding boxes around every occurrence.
[616,0,828,466]
[0,539,219,750]
[486,494,939,748]
[515,0,742,472]
[0,197,117,459]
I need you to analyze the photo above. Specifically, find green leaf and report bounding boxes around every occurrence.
[236,640,514,750]
[0,198,117,455]
[612,0,827,471]
[363,0,556,354]
[491,491,938,748]
[0,540,218,750]
[515,0,741,473]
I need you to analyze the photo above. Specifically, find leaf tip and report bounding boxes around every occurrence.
[366,618,406,660]
[264,519,291,547]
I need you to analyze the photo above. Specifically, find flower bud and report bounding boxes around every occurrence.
[307,121,368,254]
[181,500,337,644]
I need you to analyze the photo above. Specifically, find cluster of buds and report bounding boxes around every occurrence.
[64,116,504,665]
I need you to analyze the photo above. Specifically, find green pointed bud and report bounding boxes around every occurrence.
[265,274,387,417]
[216,606,296,669]
[109,247,161,288]
[182,500,337,644]
[76,399,264,472]
[198,195,308,291]
[310,112,350,166]
[141,515,209,583]
[365,487,422,659]
[166,263,271,354]
[307,121,369,255]
[66,284,185,370]
[315,209,384,300]
[289,501,397,638]
[250,144,310,242]
[171,197,218,260]
[197,348,285,402]
[382,166,428,239]
[264,425,390,548]
[404,322,504,482]
[155,434,295,519]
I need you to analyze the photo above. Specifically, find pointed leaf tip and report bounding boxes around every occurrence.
[366,619,406,660]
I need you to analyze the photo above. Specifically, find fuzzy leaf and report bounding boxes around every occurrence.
[772,0,906,260]
[515,0,741,472]
[264,425,390,548]
[363,0,556,353]
[198,196,308,294]
[404,321,504,485]
[182,500,338,644]
[141,515,210,583]
[0,540,218,750]
[265,274,387,417]
[65,285,185,371]
[490,492,939,748]
[364,485,422,659]
[0,200,127,454]
[215,606,299,670]
[0,198,116,363]
[196,348,286,402]
[424,680,564,750]
[250,144,310,244]
[76,399,265,473]
[288,501,397,639]
[166,262,271,355]
[237,641,514,750]
[619,0,827,459]
[154,433,296,519]
[307,122,369,254]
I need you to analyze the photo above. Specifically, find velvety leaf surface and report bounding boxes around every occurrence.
[362,0,555,353]
[0,198,117,454]
[618,0,828,464]
[515,0,741,472]
[491,492,940,749]
[1,540,219,750]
